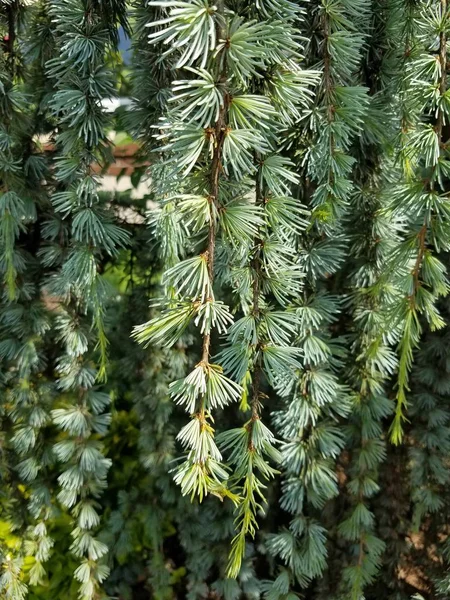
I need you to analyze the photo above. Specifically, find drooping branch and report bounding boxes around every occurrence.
[391,0,448,443]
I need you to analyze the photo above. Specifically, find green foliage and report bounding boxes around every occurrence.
[3,1,450,600]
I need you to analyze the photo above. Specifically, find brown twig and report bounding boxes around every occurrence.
[249,170,264,427]
[199,0,228,418]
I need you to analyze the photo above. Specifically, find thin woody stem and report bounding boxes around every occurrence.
[250,167,263,425]
[199,1,228,416]
[201,109,227,364]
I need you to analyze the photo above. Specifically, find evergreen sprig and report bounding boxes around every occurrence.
[387,0,450,443]
[40,1,129,597]
[134,0,319,578]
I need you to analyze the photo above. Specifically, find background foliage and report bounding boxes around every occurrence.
[2,1,450,600]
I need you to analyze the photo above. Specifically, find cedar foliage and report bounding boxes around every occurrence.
[2,1,450,600]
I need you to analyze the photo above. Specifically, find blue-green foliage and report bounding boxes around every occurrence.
[2,1,450,600]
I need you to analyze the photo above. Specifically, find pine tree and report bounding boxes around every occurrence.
[3,1,450,600]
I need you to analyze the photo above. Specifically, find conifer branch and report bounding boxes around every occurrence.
[437,0,447,139]
[269,0,368,590]
[0,3,59,594]
[44,1,129,595]
[225,161,269,579]
[0,0,23,300]
[390,0,449,443]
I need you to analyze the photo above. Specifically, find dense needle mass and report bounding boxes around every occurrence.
[2,1,450,599]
